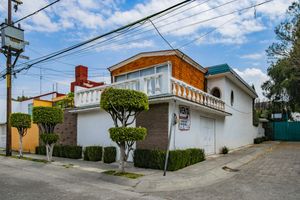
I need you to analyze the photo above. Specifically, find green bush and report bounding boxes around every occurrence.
[100,88,149,113]
[36,145,82,159]
[64,145,82,159]
[109,127,147,142]
[220,146,229,154]
[134,148,205,171]
[35,146,46,155]
[32,107,63,125]
[103,146,117,163]
[10,113,31,129]
[84,146,103,161]
[40,133,59,145]
[254,136,267,144]
[187,148,205,165]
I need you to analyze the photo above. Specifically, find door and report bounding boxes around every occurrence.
[200,117,215,155]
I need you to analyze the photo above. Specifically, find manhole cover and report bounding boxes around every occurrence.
[222,166,240,172]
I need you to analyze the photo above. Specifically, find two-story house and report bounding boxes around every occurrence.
[72,50,259,159]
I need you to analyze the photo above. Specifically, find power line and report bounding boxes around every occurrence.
[149,19,175,50]
[15,0,194,70]
[13,0,61,25]
[38,0,238,62]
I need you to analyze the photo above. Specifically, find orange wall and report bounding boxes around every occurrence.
[12,123,39,153]
[12,99,53,153]
[111,55,205,90]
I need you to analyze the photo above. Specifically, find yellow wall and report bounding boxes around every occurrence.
[12,123,39,153]
[33,99,53,107]
[12,99,53,153]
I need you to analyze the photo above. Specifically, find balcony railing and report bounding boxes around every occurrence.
[171,78,225,111]
[74,73,225,111]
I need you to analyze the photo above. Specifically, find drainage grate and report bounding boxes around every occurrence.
[222,166,240,172]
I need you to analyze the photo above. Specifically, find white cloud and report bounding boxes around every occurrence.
[234,67,269,98]
[0,0,294,46]
[240,53,265,60]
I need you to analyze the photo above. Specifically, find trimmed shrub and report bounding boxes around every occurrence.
[134,148,205,171]
[64,145,82,159]
[188,148,205,165]
[103,146,117,163]
[40,133,59,145]
[254,136,267,144]
[220,146,229,154]
[100,88,149,113]
[32,107,63,126]
[84,146,103,161]
[36,146,46,155]
[36,145,82,159]
[10,113,31,129]
[109,127,147,142]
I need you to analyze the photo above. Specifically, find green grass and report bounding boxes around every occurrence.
[0,154,48,163]
[103,170,144,179]
[62,163,74,168]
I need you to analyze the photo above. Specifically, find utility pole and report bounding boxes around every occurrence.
[5,0,12,156]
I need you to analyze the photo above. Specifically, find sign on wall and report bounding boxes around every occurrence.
[179,105,191,131]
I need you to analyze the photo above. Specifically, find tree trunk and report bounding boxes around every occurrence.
[46,144,50,162]
[19,134,23,158]
[119,142,126,173]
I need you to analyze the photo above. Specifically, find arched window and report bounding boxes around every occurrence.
[230,90,234,106]
[211,87,221,98]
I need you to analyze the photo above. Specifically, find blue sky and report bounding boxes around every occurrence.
[0,0,294,99]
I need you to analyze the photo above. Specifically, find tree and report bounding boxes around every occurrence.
[100,88,148,172]
[32,107,63,162]
[263,2,300,111]
[10,113,31,157]
[55,92,74,109]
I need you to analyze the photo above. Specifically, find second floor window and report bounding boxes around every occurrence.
[114,64,168,83]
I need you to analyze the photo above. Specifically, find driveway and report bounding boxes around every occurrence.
[150,142,300,200]
[0,142,299,200]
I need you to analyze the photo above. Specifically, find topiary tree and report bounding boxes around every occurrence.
[100,88,148,172]
[10,113,31,158]
[33,106,63,162]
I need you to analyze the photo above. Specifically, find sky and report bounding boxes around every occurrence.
[0,0,295,99]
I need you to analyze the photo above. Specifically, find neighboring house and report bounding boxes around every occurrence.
[70,65,105,92]
[72,49,260,159]
[0,92,66,152]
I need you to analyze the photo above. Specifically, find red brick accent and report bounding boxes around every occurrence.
[54,109,77,145]
[136,103,169,150]
[71,65,105,92]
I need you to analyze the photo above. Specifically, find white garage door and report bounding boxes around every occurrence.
[200,117,215,155]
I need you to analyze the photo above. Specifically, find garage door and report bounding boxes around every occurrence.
[200,117,215,155]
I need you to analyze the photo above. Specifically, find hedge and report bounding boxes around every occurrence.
[103,146,117,163]
[254,136,267,144]
[84,146,103,161]
[134,148,205,171]
[36,145,82,159]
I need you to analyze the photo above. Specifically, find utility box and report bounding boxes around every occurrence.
[1,23,25,52]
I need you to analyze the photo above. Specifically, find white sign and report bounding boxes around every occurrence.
[179,106,191,131]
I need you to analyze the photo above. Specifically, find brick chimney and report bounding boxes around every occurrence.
[70,65,105,92]
[75,65,88,82]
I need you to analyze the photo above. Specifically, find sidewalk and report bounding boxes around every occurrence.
[2,141,279,192]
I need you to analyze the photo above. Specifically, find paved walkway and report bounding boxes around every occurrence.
[2,141,279,192]
[150,142,300,200]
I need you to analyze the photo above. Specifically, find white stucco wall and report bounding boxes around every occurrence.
[208,77,258,150]
[77,109,135,161]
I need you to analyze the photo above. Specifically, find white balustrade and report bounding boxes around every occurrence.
[171,78,225,111]
[75,73,225,111]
